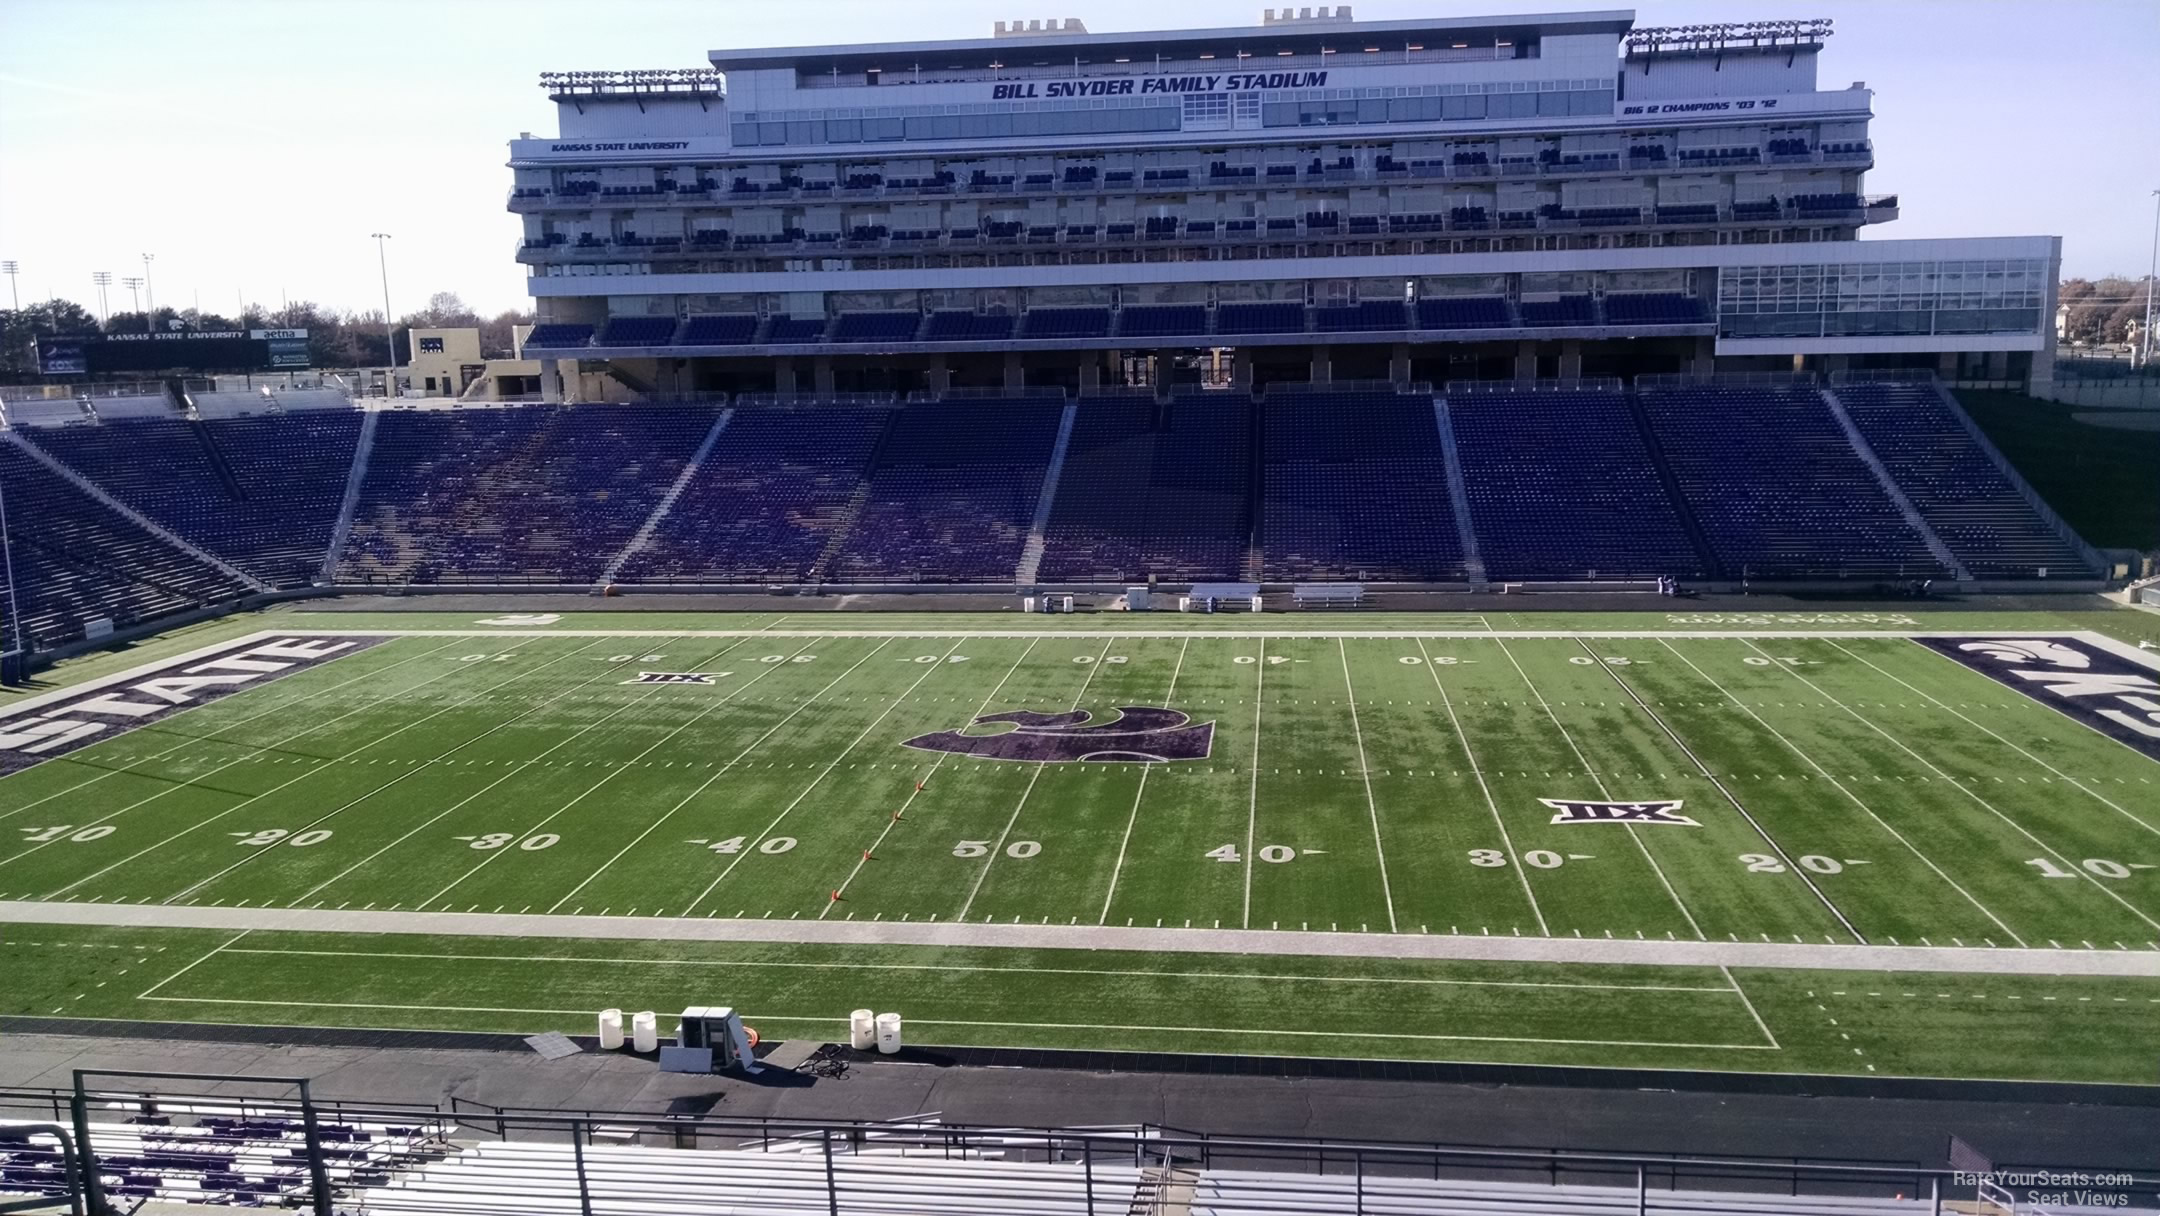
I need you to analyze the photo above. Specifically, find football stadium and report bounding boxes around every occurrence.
[2,4,2158,1214]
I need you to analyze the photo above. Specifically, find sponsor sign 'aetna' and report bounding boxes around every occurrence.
[1540,798,1699,826]
[903,707,1214,764]
[0,635,386,776]
[624,671,723,685]
[1916,636,2160,761]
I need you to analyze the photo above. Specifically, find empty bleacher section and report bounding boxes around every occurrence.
[830,311,924,343]
[1447,388,1705,580]
[1115,304,1207,340]
[1519,294,1597,327]
[1636,382,1945,579]
[674,314,761,346]
[829,397,1065,582]
[24,413,363,587]
[520,323,593,350]
[1415,296,1513,329]
[1215,301,1306,335]
[1602,292,1709,325]
[595,315,679,346]
[0,439,252,648]
[1260,391,1466,581]
[923,310,1016,342]
[1834,381,2098,578]
[337,404,719,583]
[1040,394,1251,583]
[1020,307,1113,340]
[616,406,891,583]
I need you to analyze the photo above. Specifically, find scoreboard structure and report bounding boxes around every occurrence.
[34,329,310,375]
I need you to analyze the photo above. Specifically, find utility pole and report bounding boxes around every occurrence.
[1,260,17,309]
[141,252,156,320]
[2144,189,2158,367]
[122,277,143,315]
[92,271,112,324]
[371,233,397,391]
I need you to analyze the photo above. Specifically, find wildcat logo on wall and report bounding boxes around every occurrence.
[902,707,1214,764]
[1915,635,2160,760]
[1539,798,1700,826]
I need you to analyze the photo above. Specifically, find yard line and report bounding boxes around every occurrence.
[955,638,1115,921]
[1336,638,1399,934]
[418,637,817,910]
[824,638,1041,916]
[1659,641,2025,946]
[679,636,981,916]
[556,639,895,913]
[160,637,702,906]
[1574,635,1863,941]
[1241,637,1265,930]
[1098,636,1191,923]
[134,930,250,999]
[15,635,562,887]
[1413,637,1547,936]
[281,638,709,906]
[1741,638,2160,936]
[1839,640,2157,838]
[213,945,1737,992]
[1495,637,1699,940]
[0,636,471,826]
[1720,965,1781,1049]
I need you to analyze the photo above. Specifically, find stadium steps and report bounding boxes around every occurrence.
[1240,394,1265,583]
[1620,391,1725,580]
[1129,1164,1201,1215]
[187,419,249,500]
[1013,399,1080,586]
[4,430,273,595]
[599,407,735,586]
[321,409,379,583]
[1431,396,1489,587]
[1922,378,2109,576]
[1818,387,1973,583]
[805,408,902,583]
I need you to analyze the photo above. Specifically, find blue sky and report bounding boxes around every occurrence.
[1,0,2153,317]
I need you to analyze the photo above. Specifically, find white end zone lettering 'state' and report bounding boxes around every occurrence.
[0,635,389,776]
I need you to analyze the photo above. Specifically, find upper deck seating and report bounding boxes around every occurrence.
[1215,302,1306,335]
[676,315,761,346]
[1448,390,1703,579]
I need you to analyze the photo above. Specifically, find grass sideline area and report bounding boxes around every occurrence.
[4,607,2158,1084]
[4,923,2157,1085]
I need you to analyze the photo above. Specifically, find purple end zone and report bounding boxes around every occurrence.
[0,634,391,777]
[902,705,1215,764]
[1914,636,2160,763]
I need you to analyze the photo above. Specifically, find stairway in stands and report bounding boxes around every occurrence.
[805,408,901,583]
[600,408,735,584]
[1239,393,1265,582]
[321,410,379,582]
[188,419,248,500]
[1013,399,1080,586]
[1621,390,1724,579]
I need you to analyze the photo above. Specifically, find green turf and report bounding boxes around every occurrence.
[4,612,2158,1083]
[4,923,2156,1084]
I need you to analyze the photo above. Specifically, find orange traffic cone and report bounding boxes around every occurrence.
[862,849,876,861]
[829,889,844,903]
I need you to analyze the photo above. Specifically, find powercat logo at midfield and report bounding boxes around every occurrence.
[1540,798,1699,826]
[903,707,1213,764]
[0,635,387,777]
[1916,636,2160,760]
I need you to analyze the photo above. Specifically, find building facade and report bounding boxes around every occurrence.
[505,7,2059,397]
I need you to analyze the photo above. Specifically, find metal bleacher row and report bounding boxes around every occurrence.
[0,378,2104,652]
[522,293,1710,351]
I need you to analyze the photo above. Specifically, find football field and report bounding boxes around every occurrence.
[4,607,2159,1083]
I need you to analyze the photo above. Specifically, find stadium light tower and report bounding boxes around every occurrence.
[121,277,143,314]
[1,260,17,309]
[371,232,398,377]
[2144,189,2158,367]
[141,252,155,317]
[92,271,112,324]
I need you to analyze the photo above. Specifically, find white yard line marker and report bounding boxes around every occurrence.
[1099,636,1191,924]
[166,636,677,906]
[1500,636,1700,940]
[1743,639,2160,936]
[135,930,250,999]
[0,636,471,827]
[558,639,895,914]
[957,638,1114,921]
[1415,637,1548,936]
[422,637,816,910]
[1848,640,2158,838]
[1337,638,1399,934]
[1242,638,1265,930]
[29,636,566,897]
[1661,641,2025,946]
[682,636,982,916]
